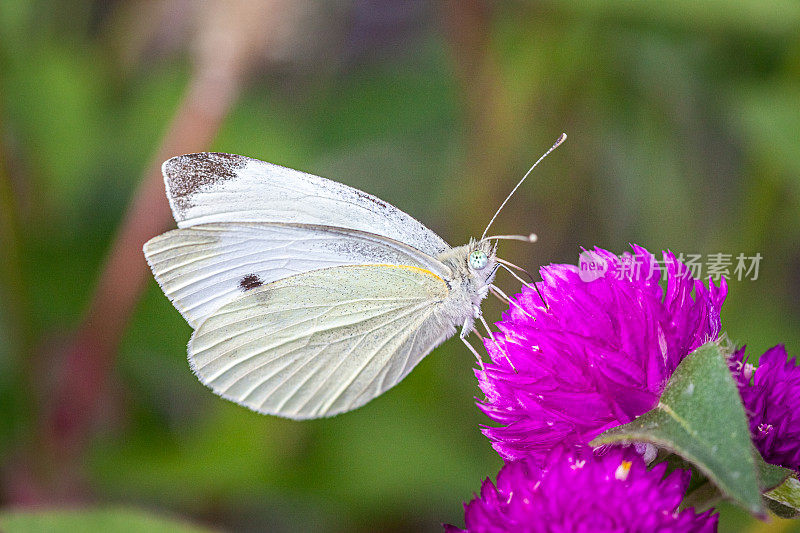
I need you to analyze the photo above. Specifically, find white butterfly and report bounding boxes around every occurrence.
[143,134,566,419]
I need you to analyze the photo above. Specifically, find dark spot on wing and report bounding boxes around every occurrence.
[164,152,249,215]
[239,274,263,291]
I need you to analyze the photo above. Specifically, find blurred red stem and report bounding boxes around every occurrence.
[52,69,241,450]
[0,105,35,379]
[24,66,245,502]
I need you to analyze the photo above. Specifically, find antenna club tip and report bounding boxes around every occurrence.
[529,233,538,242]
[556,132,567,145]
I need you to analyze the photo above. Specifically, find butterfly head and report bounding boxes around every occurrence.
[437,238,498,294]
[436,238,496,280]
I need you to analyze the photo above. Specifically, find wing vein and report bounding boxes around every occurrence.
[313,303,431,416]
[199,300,414,382]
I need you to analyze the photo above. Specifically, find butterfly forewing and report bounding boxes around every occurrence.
[188,264,452,419]
[144,222,449,328]
[162,153,450,257]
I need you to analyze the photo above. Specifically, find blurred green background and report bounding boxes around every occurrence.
[1,1,799,531]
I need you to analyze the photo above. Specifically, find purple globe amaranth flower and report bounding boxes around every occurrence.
[731,345,800,473]
[479,245,727,462]
[445,446,717,533]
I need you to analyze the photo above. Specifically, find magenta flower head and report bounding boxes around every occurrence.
[731,345,800,472]
[445,446,717,533]
[479,245,727,461]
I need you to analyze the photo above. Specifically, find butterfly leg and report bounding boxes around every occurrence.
[490,285,535,319]
[460,318,487,372]
[475,307,518,374]
[460,334,486,374]
[495,261,548,309]
[459,317,473,340]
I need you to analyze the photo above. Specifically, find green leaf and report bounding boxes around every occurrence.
[680,478,722,512]
[0,508,213,533]
[591,342,766,517]
[764,477,800,519]
[754,451,793,492]
[677,451,792,513]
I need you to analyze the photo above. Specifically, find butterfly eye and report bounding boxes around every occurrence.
[469,250,488,270]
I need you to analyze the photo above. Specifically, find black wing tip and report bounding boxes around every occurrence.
[162,152,252,178]
[162,153,253,202]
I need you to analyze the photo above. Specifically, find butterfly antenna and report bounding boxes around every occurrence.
[480,133,567,241]
[482,233,538,244]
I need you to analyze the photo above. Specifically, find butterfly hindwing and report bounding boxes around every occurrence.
[188,264,453,419]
